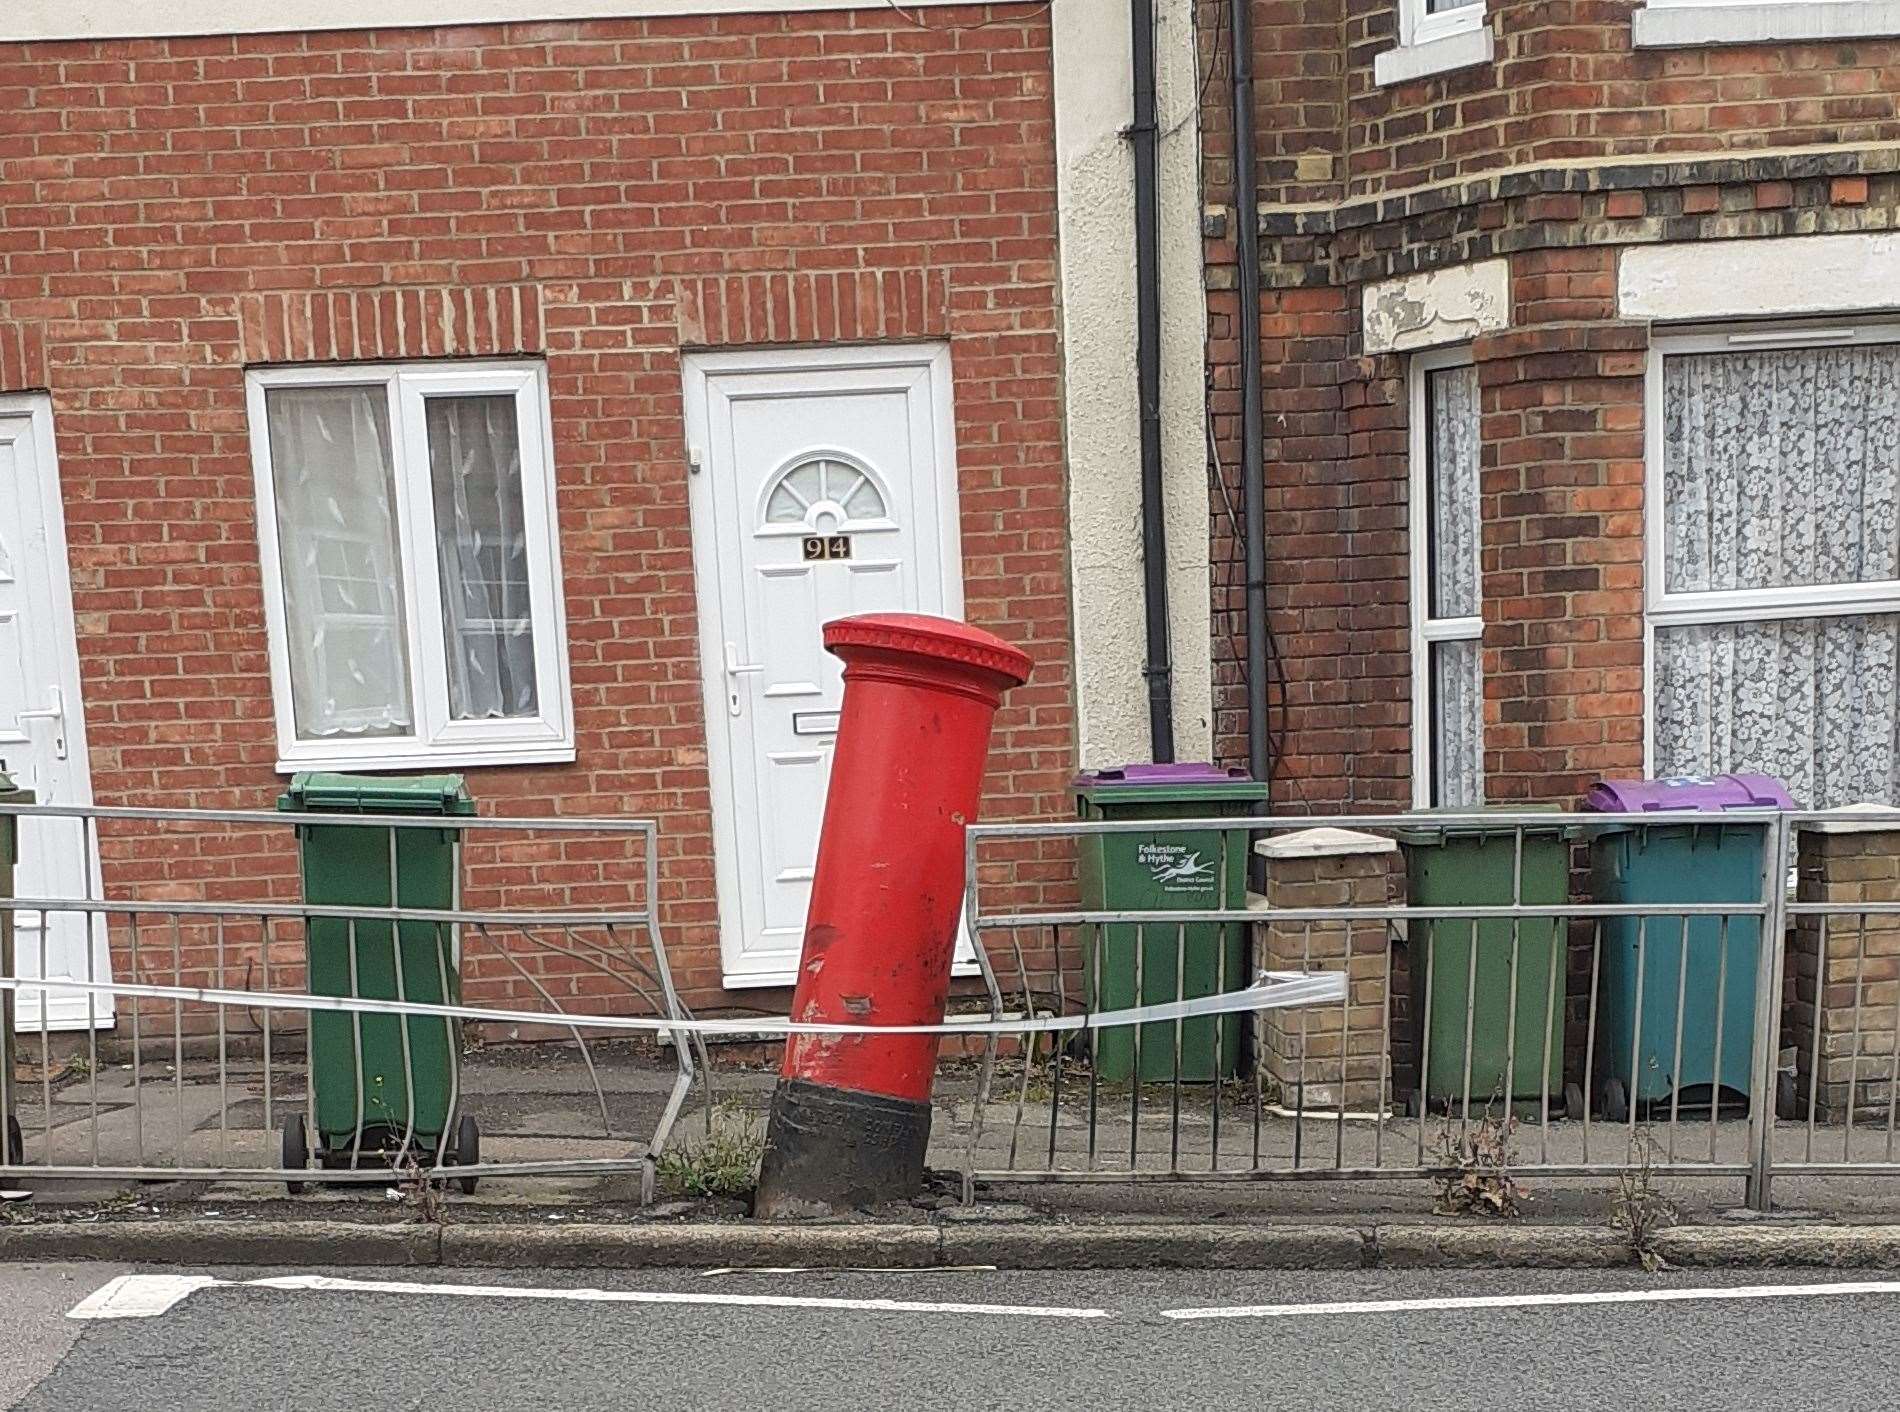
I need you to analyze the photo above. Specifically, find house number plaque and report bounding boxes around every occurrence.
[802,535,852,561]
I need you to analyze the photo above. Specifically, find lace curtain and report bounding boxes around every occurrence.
[425,395,539,721]
[1428,364,1483,806]
[266,386,413,739]
[267,386,539,739]
[1654,345,1900,807]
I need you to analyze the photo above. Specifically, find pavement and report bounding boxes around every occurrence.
[13,1262,1900,1410]
[18,1038,1900,1276]
[15,1039,1900,1224]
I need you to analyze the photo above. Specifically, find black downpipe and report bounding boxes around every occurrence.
[1131,0,1175,764]
[1230,0,1269,794]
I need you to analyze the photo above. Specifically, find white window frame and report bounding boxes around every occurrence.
[246,359,574,773]
[1641,318,1900,775]
[1406,0,1486,46]
[1409,345,1484,808]
[1632,0,1900,49]
[1377,0,1494,86]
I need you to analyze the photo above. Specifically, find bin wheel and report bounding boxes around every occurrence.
[6,1114,22,1167]
[1602,1077,1630,1125]
[1777,1071,1798,1121]
[1563,1083,1585,1122]
[282,1115,309,1195]
[453,1115,479,1195]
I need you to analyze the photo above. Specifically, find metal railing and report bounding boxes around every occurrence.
[955,809,1900,1211]
[0,802,705,1200]
[15,800,1900,1215]
[1759,810,1900,1208]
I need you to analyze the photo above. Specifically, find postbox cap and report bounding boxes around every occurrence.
[823,613,1033,689]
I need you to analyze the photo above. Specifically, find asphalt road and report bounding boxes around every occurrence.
[9,1261,1899,1410]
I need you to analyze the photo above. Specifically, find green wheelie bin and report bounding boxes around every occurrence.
[0,770,28,1168]
[1400,810,1579,1119]
[276,773,479,1193]
[1074,764,1265,1083]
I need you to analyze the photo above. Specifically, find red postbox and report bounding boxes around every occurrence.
[752,613,1032,1217]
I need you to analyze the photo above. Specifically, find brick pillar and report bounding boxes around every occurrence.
[1254,828,1396,1111]
[1790,825,1900,1123]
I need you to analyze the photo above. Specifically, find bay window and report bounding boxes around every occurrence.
[1647,325,1900,807]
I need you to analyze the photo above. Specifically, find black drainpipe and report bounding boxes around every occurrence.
[1230,0,1269,795]
[1131,0,1175,763]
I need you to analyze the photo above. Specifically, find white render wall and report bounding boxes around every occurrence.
[1052,0,1214,769]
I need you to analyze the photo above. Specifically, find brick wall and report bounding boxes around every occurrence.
[1476,247,1645,803]
[1254,828,1397,1109]
[0,8,1075,1020]
[1344,1,1900,200]
[1792,828,1900,1123]
[1198,0,1900,809]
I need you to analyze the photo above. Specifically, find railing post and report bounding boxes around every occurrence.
[1746,813,1792,1213]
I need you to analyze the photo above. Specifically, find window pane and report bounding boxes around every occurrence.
[1431,637,1484,807]
[1426,0,1482,11]
[1662,344,1900,595]
[426,394,539,721]
[1655,613,1900,808]
[265,386,413,740]
[1427,364,1481,619]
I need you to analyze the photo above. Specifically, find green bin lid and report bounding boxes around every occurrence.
[1072,762,1266,805]
[1393,803,1572,844]
[276,771,475,815]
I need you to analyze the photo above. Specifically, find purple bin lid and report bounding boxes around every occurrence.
[1073,762,1252,786]
[1581,773,1795,813]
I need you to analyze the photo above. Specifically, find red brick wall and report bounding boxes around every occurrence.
[1476,247,1645,802]
[1346,0,1900,198]
[0,8,1075,1019]
[1199,0,1900,809]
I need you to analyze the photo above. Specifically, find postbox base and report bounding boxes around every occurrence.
[753,1078,932,1218]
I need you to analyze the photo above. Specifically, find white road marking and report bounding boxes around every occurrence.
[67,1271,1108,1321]
[696,1265,999,1277]
[1162,1280,1900,1321]
[67,1275,220,1320]
[249,1274,1110,1318]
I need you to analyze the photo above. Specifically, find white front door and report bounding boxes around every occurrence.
[0,398,109,1031]
[686,343,969,987]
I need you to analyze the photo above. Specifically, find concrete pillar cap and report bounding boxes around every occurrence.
[1254,827,1399,860]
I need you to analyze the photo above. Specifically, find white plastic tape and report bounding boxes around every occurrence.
[0,969,1346,1039]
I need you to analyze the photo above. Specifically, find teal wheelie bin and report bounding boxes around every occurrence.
[276,773,480,1193]
[1582,774,1793,1120]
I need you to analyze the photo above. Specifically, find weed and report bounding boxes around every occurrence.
[1430,1100,1528,1218]
[656,1102,765,1201]
[391,1148,446,1226]
[1611,1125,1677,1271]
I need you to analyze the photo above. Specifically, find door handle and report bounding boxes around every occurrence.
[16,687,66,760]
[723,642,763,717]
